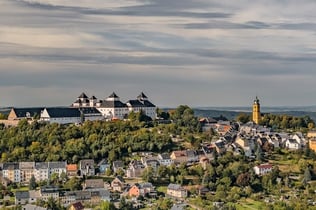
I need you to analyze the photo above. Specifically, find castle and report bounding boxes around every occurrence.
[71,92,156,120]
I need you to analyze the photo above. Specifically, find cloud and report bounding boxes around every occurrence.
[1,0,316,107]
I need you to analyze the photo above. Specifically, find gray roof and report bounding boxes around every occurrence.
[48,161,66,169]
[167,183,183,191]
[171,204,187,210]
[45,108,81,118]
[19,162,35,169]
[159,153,171,160]
[3,162,19,170]
[80,159,94,168]
[85,179,104,189]
[138,182,154,189]
[79,107,102,115]
[100,100,127,108]
[113,161,124,168]
[22,204,47,210]
[35,162,48,169]
[141,100,155,107]
[126,100,146,107]
[15,191,30,199]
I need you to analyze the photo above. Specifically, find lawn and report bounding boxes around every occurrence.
[234,198,265,210]
[156,186,167,194]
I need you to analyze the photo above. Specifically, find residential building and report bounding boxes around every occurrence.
[79,159,95,176]
[126,160,145,178]
[167,184,188,199]
[67,164,78,177]
[83,179,105,190]
[3,162,20,183]
[128,182,156,197]
[15,191,29,205]
[112,161,124,173]
[34,162,49,182]
[69,202,84,210]
[157,153,173,166]
[97,159,110,174]
[48,161,67,177]
[307,131,316,138]
[19,162,35,183]
[111,176,126,192]
[39,186,60,201]
[309,138,316,152]
[253,163,273,175]
[170,150,187,164]
[285,139,301,150]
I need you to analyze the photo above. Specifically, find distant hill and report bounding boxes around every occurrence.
[193,107,316,122]
[0,107,11,115]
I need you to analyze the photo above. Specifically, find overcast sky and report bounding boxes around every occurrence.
[1,0,316,108]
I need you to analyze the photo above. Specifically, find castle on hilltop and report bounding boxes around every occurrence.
[71,92,156,120]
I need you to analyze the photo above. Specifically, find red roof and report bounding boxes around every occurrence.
[257,164,273,169]
[71,202,84,210]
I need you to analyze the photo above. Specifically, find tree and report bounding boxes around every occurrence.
[256,144,263,162]
[29,175,37,190]
[236,172,251,187]
[142,166,154,182]
[94,201,116,210]
[64,177,82,191]
[236,113,250,124]
[303,167,312,186]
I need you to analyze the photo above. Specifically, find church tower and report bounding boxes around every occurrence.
[252,96,261,124]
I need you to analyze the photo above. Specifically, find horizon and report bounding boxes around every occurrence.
[1,1,316,107]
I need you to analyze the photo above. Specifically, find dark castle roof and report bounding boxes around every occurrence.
[45,108,81,118]
[100,100,127,108]
[11,107,43,118]
[78,92,88,99]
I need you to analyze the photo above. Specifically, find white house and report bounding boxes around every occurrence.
[48,162,67,177]
[157,153,174,166]
[2,163,20,183]
[291,133,306,147]
[167,184,188,199]
[40,108,81,124]
[285,139,301,150]
[253,163,273,175]
[34,162,49,182]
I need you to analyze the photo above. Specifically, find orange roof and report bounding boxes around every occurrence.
[67,164,78,171]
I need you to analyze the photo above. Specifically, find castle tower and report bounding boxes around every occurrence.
[252,96,261,124]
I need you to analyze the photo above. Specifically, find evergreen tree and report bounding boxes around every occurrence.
[29,175,37,190]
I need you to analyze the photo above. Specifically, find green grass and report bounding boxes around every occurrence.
[234,198,265,210]
[156,186,167,194]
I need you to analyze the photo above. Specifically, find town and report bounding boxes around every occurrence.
[0,94,316,210]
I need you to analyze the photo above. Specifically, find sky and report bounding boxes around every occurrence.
[1,0,316,108]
